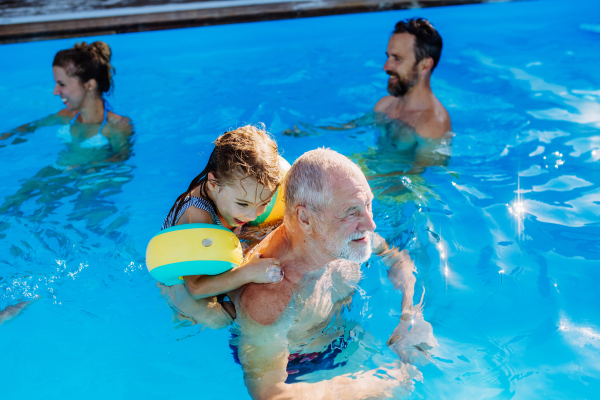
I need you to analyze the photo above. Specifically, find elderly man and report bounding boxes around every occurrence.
[226,148,434,399]
[375,18,451,141]
[160,148,435,398]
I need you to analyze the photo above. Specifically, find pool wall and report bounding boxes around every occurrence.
[1,0,512,44]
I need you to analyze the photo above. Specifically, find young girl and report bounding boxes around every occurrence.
[162,124,284,304]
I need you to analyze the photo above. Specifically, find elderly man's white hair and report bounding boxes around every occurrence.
[283,148,364,220]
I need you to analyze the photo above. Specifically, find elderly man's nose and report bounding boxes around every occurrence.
[360,211,376,232]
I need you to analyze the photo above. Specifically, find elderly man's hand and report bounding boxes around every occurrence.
[387,306,438,366]
[371,232,388,255]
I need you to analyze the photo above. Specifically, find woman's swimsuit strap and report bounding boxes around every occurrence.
[161,196,223,230]
[70,103,108,135]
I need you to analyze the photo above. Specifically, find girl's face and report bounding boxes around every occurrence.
[207,173,275,229]
[52,66,95,111]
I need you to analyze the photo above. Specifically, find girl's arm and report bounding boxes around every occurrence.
[185,253,280,299]
[176,207,281,299]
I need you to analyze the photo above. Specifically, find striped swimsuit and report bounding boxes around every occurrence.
[161,196,222,230]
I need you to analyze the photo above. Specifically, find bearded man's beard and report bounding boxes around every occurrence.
[387,66,419,97]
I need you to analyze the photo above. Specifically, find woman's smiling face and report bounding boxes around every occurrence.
[52,66,87,111]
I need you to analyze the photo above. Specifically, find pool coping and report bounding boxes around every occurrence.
[0,0,512,44]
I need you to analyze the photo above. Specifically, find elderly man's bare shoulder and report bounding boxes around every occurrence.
[237,224,294,326]
[240,278,294,326]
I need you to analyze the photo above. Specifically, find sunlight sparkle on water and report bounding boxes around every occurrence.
[508,198,526,238]
[508,200,526,216]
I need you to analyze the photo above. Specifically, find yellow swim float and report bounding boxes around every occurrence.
[147,156,290,285]
[249,156,291,226]
[146,223,243,286]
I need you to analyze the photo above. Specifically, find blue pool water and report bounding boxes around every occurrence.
[1,0,599,398]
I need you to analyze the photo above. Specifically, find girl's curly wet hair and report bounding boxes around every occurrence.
[166,124,283,223]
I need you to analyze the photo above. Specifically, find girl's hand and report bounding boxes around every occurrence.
[240,253,284,284]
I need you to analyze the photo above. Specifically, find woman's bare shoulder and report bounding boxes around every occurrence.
[107,111,134,135]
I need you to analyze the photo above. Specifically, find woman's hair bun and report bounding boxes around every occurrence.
[89,41,112,63]
[73,41,112,64]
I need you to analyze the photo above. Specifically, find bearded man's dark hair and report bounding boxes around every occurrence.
[393,18,443,73]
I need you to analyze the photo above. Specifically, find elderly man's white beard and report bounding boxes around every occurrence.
[321,230,373,264]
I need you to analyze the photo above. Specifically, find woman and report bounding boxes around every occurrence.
[0,41,134,219]
[2,41,132,164]
[51,41,132,161]
[0,41,135,324]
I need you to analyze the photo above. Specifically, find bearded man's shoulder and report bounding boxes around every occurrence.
[374,95,395,112]
[240,279,294,326]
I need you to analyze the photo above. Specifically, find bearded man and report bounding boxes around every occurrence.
[375,18,452,141]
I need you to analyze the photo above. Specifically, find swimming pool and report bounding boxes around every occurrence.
[1,0,599,398]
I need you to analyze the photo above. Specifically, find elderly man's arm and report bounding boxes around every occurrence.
[237,286,418,400]
[236,324,417,400]
[372,233,416,320]
[372,233,438,366]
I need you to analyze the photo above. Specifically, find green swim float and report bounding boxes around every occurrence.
[249,156,291,226]
[146,223,243,286]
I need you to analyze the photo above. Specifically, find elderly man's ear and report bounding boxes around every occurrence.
[295,206,315,234]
